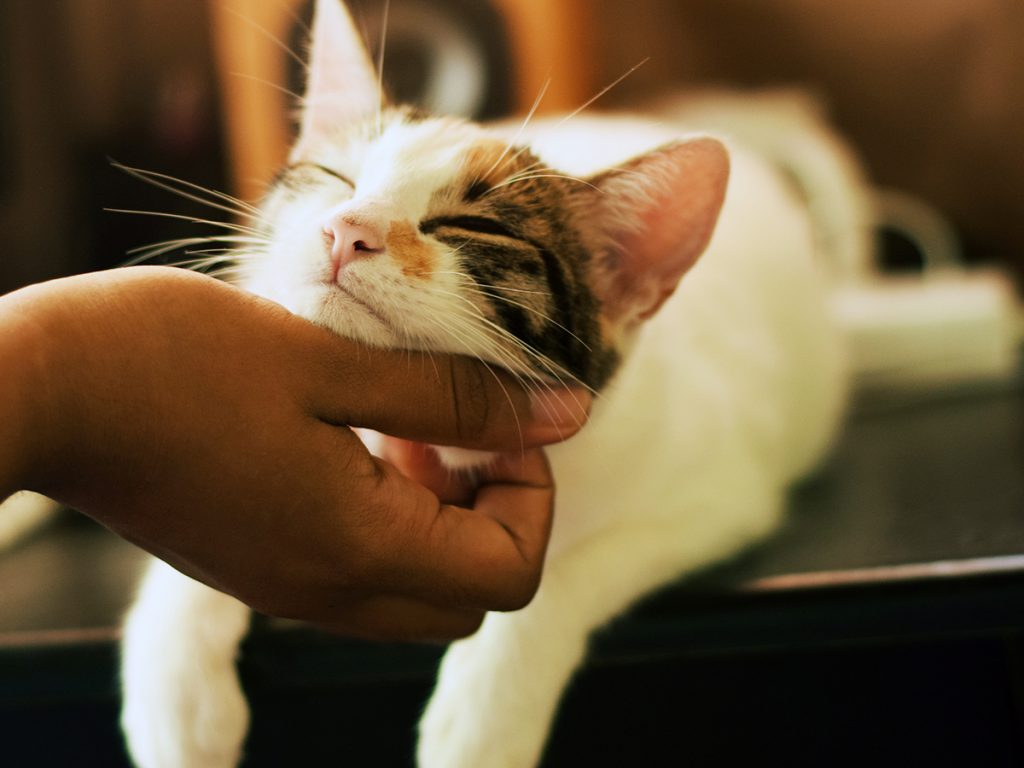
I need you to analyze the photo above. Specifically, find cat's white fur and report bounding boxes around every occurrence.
[117,3,849,766]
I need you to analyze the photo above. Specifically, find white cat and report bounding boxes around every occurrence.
[117,1,851,766]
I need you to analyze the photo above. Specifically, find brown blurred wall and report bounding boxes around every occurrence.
[592,0,1024,277]
[0,0,214,293]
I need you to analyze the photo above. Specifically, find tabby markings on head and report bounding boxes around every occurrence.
[426,138,621,390]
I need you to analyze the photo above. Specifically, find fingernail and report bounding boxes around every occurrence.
[529,388,592,435]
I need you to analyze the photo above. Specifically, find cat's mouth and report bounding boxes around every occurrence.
[321,281,394,331]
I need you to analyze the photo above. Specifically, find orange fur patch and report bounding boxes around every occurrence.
[388,221,434,278]
[460,140,538,193]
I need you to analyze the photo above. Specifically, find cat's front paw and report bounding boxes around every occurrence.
[121,661,249,768]
[418,687,495,768]
[417,635,548,768]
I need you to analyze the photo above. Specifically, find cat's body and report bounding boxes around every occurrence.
[117,2,850,766]
[412,123,846,768]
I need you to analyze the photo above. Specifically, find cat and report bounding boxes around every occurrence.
[118,1,851,766]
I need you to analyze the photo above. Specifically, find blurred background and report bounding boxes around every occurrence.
[2,4,1023,765]
[1,0,1023,297]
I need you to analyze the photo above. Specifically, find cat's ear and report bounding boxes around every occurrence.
[585,138,729,326]
[296,0,380,147]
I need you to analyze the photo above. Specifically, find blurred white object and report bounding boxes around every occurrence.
[838,187,1021,394]
[0,491,61,551]
[834,270,1022,393]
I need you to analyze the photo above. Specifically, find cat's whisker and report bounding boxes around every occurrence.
[491,167,550,191]
[489,159,548,188]
[229,72,305,104]
[427,316,549,436]
[424,300,545,393]
[450,325,586,436]
[126,235,266,255]
[106,208,265,237]
[428,285,595,407]
[424,305,526,376]
[487,174,602,194]
[420,314,528,451]
[430,273,552,298]
[498,164,554,186]
[432,275,590,361]
[122,236,266,267]
[480,78,551,184]
[376,0,391,137]
[490,161,599,193]
[473,289,592,352]
[123,239,206,265]
[192,260,252,282]
[172,245,263,262]
[448,308,571,384]
[110,162,261,218]
[483,158,602,198]
[553,57,650,130]
[432,317,586,435]
[483,151,547,195]
[440,239,476,260]
[170,257,237,273]
[225,6,308,71]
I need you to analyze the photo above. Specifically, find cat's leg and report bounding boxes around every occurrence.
[121,558,252,768]
[417,496,782,768]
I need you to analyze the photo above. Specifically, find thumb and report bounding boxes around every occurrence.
[306,337,592,451]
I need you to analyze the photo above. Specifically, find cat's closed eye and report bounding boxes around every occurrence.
[420,215,523,241]
[292,162,355,188]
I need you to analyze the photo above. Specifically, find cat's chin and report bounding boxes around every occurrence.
[360,431,497,479]
[432,447,498,472]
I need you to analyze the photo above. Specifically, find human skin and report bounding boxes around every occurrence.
[0,267,591,640]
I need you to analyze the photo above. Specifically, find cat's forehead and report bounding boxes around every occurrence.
[365,117,479,186]
[301,112,541,206]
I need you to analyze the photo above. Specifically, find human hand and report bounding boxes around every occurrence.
[0,267,590,640]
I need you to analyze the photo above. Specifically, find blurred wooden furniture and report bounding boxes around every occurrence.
[492,0,596,113]
[208,0,305,202]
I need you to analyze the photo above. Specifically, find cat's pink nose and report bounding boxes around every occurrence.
[323,216,385,277]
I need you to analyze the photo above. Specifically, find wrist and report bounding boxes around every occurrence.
[0,282,72,499]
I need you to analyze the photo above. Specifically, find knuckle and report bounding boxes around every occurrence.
[494,567,543,613]
[448,612,486,639]
[446,357,492,443]
[249,588,301,621]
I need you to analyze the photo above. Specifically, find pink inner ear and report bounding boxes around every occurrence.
[297,0,381,146]
[595,138,730,324]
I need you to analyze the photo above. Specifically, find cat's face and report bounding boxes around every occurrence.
[245,0,729,393]
[252,110,618,389]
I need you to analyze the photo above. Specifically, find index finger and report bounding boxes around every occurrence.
[305,332,591,451]
[368,448,555,612]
